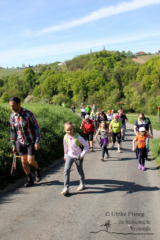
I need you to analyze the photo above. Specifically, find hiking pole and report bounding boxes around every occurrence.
[10,153,16,175]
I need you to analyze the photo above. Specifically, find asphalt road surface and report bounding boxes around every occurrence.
[0,123,160,240]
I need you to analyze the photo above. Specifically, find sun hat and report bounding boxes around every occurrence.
[139,127,146,132]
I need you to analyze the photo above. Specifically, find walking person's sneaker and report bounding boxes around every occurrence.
[99,157,104,161]
[138,164,142,170]
[36,168,41,182]
[142,166,145,171]
[24,179,34,187]
[61,187,69,195]
[118,149,121,153]
[90,147,94,152]
[77,184,85,191]
[111,145,114,149]
[107,154,110,158]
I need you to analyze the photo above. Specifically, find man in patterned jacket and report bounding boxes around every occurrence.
[9,97,41,187]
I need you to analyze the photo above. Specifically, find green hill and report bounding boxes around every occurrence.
[1,50,160,115]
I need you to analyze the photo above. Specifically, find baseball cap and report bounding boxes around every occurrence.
[139,127,146,132]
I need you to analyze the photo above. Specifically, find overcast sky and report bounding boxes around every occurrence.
[0,0,160,68]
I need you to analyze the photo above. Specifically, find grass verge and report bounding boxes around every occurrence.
[149,138,160,173]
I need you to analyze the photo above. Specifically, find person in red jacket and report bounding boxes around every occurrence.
[80,115,96,152]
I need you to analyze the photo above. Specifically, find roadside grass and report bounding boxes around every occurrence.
[0,103,84,189]
[0,69,24,78]
[149,138,160,173]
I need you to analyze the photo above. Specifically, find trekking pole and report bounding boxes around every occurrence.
[10,153,16,175]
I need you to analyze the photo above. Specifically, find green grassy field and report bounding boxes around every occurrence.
[0,68,24,78]
[136,54,160,63]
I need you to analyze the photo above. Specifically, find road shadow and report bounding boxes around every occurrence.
[64,178,160,197]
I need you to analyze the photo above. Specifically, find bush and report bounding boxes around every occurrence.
[0,92,10,103]
[52,93,71,106]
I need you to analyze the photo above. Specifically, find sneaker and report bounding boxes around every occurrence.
[24,179,34,187]
[36,168,41,182]
[142,166,145,171]
[90,147,94,152]
[107,154,110,158]
[138,164,142,170]
[111,145,115,149]
[99,157,104,161]
[61,187,69,195]
[77,184,85,191]
[118,149,121,153]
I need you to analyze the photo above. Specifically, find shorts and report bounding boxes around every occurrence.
[16,141,36,156]
[85,132,94,141]
[112,132,121,144]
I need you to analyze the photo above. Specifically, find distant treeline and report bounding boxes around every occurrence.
[0,50,160,114]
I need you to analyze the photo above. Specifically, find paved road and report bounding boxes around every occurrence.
[0,124,160,240]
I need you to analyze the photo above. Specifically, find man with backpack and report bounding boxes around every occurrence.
[134,112,153,160]
[9,97,41,187]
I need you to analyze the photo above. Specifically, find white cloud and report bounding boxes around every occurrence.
[1,30,160,65]
[35,0,160,35]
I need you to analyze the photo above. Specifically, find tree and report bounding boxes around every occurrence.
[22,68,35,88]
[0,92,10,103]
[0,79,4,87]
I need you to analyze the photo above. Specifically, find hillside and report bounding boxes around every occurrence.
[0,68,24,78]
[132,54,160,64]
[0,50,160,115]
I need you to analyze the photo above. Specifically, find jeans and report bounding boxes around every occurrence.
[64,156,85,188]
[122,123,126,140]
[146,137,149,156]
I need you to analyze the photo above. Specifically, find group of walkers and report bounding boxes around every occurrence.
[9,97,153,196]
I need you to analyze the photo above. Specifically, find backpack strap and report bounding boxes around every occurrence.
[138,117,148,125]
[64,133,80,146]
[64,134,68,145]
[74,132,80,146]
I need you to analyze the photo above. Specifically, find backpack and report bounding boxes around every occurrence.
[138,117,149,125]
[64,133,83,150]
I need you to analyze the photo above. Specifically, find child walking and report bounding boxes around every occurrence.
[94,121,111,161]
[61,121,89,195]
[133,127,153,171]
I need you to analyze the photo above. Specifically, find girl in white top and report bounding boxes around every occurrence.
[61,121,89,196]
